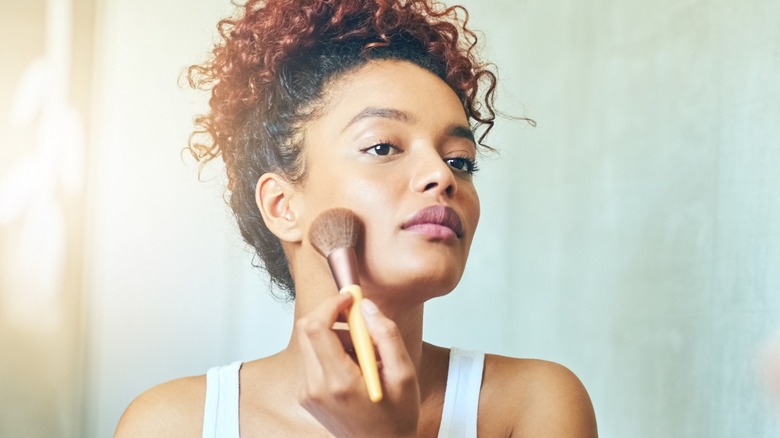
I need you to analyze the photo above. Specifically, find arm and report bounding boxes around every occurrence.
[114,376,205,438]
[484,356,598,437]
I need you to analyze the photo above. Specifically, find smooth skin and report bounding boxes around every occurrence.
[115,60,597,437]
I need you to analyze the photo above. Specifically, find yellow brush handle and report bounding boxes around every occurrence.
[340,284,383,403]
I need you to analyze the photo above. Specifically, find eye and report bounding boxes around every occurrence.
[445,156,479,175]
[364,141,400,156]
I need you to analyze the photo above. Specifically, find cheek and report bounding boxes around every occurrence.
[470,189,481,230]
[458,183,480,239]
[301,168,395,218]
[335,173,401,235]
[337,168,405,217]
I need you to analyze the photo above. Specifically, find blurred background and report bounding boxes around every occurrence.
[1,0,778,436]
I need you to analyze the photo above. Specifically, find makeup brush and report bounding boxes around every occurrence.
[308,208,383,403]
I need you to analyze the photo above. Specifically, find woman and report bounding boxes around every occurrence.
[116,0,597,436]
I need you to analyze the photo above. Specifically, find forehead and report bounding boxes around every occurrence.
[314,60,469,128]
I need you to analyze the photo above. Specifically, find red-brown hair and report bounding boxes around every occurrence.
[188,0,498,299]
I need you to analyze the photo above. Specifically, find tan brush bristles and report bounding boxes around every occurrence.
[308,208,360,257]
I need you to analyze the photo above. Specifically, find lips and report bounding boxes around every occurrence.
[401,205,464,238]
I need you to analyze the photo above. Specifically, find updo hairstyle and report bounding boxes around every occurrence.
[188,0,498,300]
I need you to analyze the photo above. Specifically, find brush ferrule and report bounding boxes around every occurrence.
[326,247,359,289]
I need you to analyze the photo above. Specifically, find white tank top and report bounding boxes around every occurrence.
[202,348,485,437]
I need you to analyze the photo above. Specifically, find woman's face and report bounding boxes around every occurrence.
[296,60,480,302]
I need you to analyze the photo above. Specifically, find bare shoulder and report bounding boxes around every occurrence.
[481,354,598,437]
[114,374,206,438]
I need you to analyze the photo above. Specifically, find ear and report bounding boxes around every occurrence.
[255,173,303,243]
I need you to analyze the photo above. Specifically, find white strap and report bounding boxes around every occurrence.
[438,348,485,438]
[202,361,242,438]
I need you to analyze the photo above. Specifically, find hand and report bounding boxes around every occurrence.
[296,293,420,437]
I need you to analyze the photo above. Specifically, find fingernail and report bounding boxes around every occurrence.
[361,298,378,317]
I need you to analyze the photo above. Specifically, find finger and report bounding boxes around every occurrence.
[332,324,357,358]
[300,293,362,380]
[296,293,353,385]
[360,299,416,390]
[297,319,325,390]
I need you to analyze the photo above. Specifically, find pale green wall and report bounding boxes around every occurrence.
[427,0,780,436]
[74,0,780,437]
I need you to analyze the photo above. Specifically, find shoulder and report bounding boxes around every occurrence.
[481,354,598,437]
[114,374,206,438]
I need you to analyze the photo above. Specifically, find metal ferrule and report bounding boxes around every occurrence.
[326,246,359,290]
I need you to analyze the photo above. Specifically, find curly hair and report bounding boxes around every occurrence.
[188,0,499,300]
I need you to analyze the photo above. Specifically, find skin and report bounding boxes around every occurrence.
[115,60,598,437]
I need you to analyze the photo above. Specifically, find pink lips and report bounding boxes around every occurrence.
[401,205,464,239]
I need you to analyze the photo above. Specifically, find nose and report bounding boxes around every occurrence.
[411,149,457,198]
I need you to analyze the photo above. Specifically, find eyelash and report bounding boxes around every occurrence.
[363,141,479,176]
[364,140,399,157]
[446,155,480,175]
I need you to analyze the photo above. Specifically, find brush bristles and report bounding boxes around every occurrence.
[308,208,361,257]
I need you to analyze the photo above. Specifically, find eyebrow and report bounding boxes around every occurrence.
[342,107,414,132]
[449,124,476,145]
[343,106,476,145]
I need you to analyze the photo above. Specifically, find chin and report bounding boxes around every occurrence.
[361,264,464,303]
[357,240,470,301]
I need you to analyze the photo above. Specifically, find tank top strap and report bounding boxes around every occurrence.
[202,361,242,438]
[437,348,485,438]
